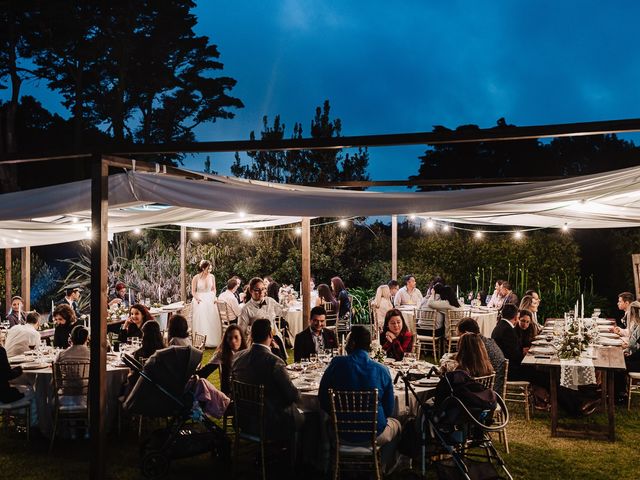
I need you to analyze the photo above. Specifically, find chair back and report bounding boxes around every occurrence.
[415,309,438,330]
[217,301,233,324]
[446,309,466,336]
[192,333,207,351]
[501,359,510,398]
[231,380,265,438]
[328,389,378,445]
[52,361,90,403]
[473,373,496,390]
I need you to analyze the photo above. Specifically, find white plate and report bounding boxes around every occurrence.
[415,377,439,386]
[597,326,613,332]
[9,355,27,364]
[598,338,623,346]
[20,362,50,370]
[529,347,555,355]
[599,332,619,338]
[596,319,614,325]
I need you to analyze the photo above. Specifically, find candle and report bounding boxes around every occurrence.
[128,288,132,306]
[158,286,161,303]
[456,285,459,298]
[581,293,584,320]
[51,300,54,316]
[18,303,22,322]
[575,300,578,320]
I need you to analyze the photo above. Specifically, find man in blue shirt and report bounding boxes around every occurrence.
[318,325,401,470]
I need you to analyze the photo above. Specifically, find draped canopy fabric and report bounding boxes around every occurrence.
[1,165,640,247]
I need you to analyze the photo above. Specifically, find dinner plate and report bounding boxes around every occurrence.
[598,338,623,346]
[597,325,613,332]
[599,332,619,338]
[596,319,614,325]
[20,362,50,370]
[9,355,27,364]
[415,377,439,386]
[295,382,319,392]
[529,346,555,355]
[531,339,551,346]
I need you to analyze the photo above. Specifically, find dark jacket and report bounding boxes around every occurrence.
[118,322,144,344]
[6,311,26,329]
[491,319,523,380]
[231,344,301,438]
[53,321,77,349]
[293,328,338,362]
[0,346,24,403]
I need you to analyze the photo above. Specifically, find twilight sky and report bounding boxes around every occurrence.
[8,1,640,182]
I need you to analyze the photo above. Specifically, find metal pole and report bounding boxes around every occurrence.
[301,218,311,329]
[391,215,398,280]
[4,249,11,315]
[21,246,30,310]
[89,154,108,480]
[180,226,187,302]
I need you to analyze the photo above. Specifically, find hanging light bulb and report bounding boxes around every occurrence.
[562,223,570,232]
[133,228,141,235]
[339,219,348,228]
[210,228,218,235]
[408,214,416,221]
[243,228,253,237]
[238,211,246,218]
[192,231,201,240]
[474,231,484,239]
[295,227,302,235]
[442,224,450,232]
[426,218,435,230]
[514,231,523,240]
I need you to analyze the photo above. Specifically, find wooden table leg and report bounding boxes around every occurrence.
[606,371,615,441]
[549,368,558,436]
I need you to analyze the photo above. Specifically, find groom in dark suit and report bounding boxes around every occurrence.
[294,306,338,362]
[491,303,524,380]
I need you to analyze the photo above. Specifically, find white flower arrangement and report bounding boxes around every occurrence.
[370,339,386,363]
[108,304,129,322]
[556,317,599,360]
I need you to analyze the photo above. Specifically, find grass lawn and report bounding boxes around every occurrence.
[2,348,639,479]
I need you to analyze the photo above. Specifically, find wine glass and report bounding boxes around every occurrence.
[309,353,319,365]
[166,297,172,306]
[404,352,417,368]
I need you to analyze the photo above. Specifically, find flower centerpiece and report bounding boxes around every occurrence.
[370,339,386,363]
[278,284,296,305]
[556,317,598,360]
[108,304,129,322]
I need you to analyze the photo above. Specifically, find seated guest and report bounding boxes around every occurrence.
[487,280,505,308]
[387,280,400,305]
[232,319,302,439]
[315,283,338,314]
[499,281,518,306]
[167,314,191,346]
[197,325,248,395]
[516,309,536,355]
[373,285,394,332]
[319,325,401,471]
[55,325,90,363]
[424,275,445,300]
[440,332,494,378]
[267,280,280,302]
[519,295,542,331]
[381,309,413,361]
[616,301,640,400]
[457,318,505,393]
[53,304,78,349]
[5,312,41,358]
[217,277,244,322]
[238,277,288,361]
[394,274,422,307]
[0,345,28,403]
[420,283,461,334]
[612,291,634,339]
[293,306,337,362]
[133,320,165,362]
[6,296,26,328]
[108,282,129,308]
[118,303,153,344]
[331,276,352,319]
[491,304,524,380]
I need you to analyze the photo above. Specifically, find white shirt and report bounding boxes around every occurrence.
[238,297,288,338]
[5,324,41,357]
[218,290,243,319]
[394,286,423,307]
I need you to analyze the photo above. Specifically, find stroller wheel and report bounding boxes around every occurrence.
[141,451,170,479]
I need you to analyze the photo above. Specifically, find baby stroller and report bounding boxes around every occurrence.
[397,368,512,480]
[123,346,229,478]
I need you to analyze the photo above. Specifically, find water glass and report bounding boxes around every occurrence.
[309,353,319,364]
[404,352,417,367]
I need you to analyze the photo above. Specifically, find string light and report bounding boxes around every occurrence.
[426,218,435,230]
[442,224,450,232]
[192,231,201,239]
[474,231,484,239]
[238,211,246,218]
[210,228,218,235]
[562,223,570,232]
[514,231,523,240]
[70,217,78,224]
[133,228,141,235]
[295,227,302,235]
[243,228,253,237]
[408,214,416,220]
[339,219,348,228]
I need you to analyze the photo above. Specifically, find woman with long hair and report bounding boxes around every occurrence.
[118,303,153,344]
[267,281,280,302]
[316,283,338,312]
[519,295,542,332]
[421,283,461,335]
[52,303,78,349]
[442,332,494,378]
[331,276,351,319]
[373,285,394,332]
[381,309,413,361]
[168,314,192,346]
[134,320,165,361]
[196,325,248,395]
[191,259,222,347]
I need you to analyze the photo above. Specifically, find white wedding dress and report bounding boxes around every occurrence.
[191,274,221,347]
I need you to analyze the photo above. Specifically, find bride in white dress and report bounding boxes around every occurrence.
[191,260,221,347]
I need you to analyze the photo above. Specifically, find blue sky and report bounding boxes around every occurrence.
[6,1,640,182]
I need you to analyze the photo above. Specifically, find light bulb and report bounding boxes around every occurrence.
[339,219,348,228]
[474,231,484,239]
[295,227,302,235]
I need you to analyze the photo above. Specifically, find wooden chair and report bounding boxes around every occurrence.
[473,373,496,390]
[493,359,509,453]
[232,380,267,480]
[192,333,207,351]
[415,309,441,362]
[0,395,31,441]
[328,389,381,480]
[50,361,90,452]
[504,368,533,422]
[324,301,339,335]
[627,372,640,411]
[216,300,233,337]
[445,309,466,353]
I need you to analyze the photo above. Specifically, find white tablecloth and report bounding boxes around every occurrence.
[465,309,499,336]
[286,302,304,336]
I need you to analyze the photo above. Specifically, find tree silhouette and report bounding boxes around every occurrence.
[232,100,370,184]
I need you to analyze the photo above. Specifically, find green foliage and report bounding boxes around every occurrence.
[349,286,376,324]
[0,252,60,313]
